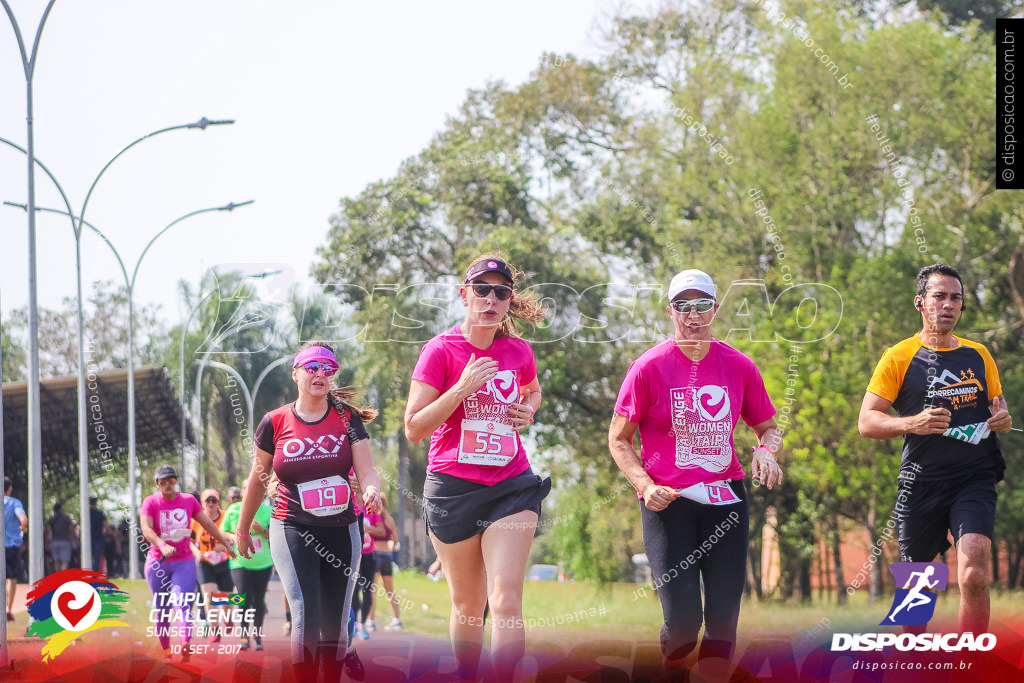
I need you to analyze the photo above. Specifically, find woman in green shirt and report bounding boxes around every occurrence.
[222,479,274,650]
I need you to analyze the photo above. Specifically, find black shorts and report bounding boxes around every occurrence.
[198,560,234,592]
[375,551,394,577]
[5,546,20,581]
[896,473,998,562]
[422,468,551,544]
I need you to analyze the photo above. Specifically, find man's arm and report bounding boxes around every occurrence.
[858,392,951,439]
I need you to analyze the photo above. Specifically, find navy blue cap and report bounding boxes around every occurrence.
[465,258,514,284]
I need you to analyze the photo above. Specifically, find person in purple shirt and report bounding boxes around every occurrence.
[140,464,235,662]
[609,269,784,671]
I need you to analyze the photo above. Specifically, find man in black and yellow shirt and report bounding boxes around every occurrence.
[859,264,1013,634]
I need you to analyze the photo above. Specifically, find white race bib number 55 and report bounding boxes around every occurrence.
[296,475,350,516]
[458,419,516,466]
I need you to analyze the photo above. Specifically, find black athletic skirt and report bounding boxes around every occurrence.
[423,468,551,544]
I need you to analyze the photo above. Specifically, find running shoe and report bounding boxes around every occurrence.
[162,648,173,662]
[282,620,291,636]
[343,650,366,681]
[209,633,221,644]
[240,637,250,651]
[356,625,370,640]
[180,644,191,664]
[384,618,403,631]
[364,619,376,632]
[255,640,264,651]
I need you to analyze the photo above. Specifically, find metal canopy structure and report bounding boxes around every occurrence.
[1,366,193,492]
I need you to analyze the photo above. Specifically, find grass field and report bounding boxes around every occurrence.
[402,571,1024,649]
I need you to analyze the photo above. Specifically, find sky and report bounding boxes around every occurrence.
[0,1,617,334]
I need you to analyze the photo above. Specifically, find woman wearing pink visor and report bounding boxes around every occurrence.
[405,254,549,681]
[236,341,382,681]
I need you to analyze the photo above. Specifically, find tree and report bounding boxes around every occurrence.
[306,0,1024,592]
[1,316,25,381]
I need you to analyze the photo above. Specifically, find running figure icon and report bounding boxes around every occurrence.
[887,565,939,623]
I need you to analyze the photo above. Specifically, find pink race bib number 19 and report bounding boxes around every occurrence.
[296,475,350,517]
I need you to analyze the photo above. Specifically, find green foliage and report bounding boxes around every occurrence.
[1,316,25,381]
[301,1,1024,588]
[9,0,1006,591]
[6,281,167,379]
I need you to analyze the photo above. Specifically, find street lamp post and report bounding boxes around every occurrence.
[0,293,8,666]
[252,356,292,423]
[178,270,280,489]
[5,201,253,580]
[201,359,254,439]
[1,123,232,574]
[191,316,269,490]
[2,0,56,597]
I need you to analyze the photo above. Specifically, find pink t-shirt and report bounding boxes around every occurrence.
[141,493,201,563]
[614,338,775,491]
[362,531,375,554]
[411,325,538,485]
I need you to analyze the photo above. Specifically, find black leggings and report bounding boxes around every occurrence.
[641,480,749,661]
[352,551,376,624]
[230,566,272,641]
[269,518,360,671]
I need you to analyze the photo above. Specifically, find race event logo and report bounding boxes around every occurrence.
[26,569,129,661]
[150,591,260,645]
[831,562,996,653]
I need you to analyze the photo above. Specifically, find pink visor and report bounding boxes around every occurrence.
[293,346,338,370]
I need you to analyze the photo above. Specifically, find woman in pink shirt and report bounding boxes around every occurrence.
[140,464,235,662]
[405,255,549,680]
[609,269,784,669]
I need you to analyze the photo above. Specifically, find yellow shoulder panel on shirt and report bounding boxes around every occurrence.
[958,337,1002,398]
[866,336,922,403]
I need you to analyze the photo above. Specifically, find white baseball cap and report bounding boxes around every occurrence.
[668,269,717,301]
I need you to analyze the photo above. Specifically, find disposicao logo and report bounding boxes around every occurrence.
[831,562,996,653]
[883,562,948,626]
[26,569,129,661]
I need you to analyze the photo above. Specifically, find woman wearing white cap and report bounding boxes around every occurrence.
[235,340,383,681]
[405,253,549,680]
[609,269,783,668]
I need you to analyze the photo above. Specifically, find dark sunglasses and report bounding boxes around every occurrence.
[470,282,513,301]
[204,497,219,504]
[300,361,337,376]
[670,298,716,314]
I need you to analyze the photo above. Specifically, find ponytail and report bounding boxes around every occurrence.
[327,387,378,423]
